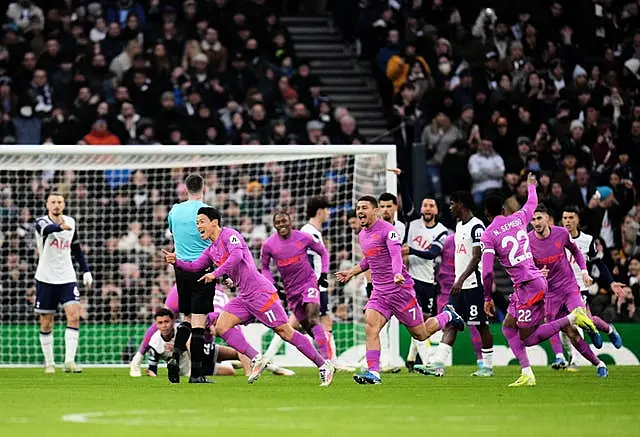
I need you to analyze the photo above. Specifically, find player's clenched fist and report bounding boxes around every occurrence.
[161,249,176,264]
[393,273,405,285]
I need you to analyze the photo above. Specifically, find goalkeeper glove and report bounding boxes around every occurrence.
[83,272,93,288]
[318,272,329,289]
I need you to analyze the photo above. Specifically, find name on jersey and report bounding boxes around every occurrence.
[493,218,524,236]
[50,239,71,249]
[277,254,304,267]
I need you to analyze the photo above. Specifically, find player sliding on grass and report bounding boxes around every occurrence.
[261,210,332,360]
[336,196,464,385]
[481,173,597,386]
[164,207,334,386]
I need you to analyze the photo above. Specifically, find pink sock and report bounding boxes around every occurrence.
[311,324,330,360]
[289,331,325,367]
[138,323,158,355]
[572,336,601,365]
[592,316,610,333]
[502,324,530,368]
[469,325,483,361]
[366,349,381,373]
[523,317,570,346]
[549,333,564,355]
[220,328,259,359]
[434,311,452,329]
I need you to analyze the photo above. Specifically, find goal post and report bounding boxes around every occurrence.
[0,144,403,368]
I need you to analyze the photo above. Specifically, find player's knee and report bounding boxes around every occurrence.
[40,315,54,331]
[565,326,580,341]
[274,323,294,341]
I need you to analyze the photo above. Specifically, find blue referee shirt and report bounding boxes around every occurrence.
[168,199,210,261]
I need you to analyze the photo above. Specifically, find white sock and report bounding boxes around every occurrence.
[567,312,577,323]
[416,339,432,365]
[65,327,79,364]
[556,352,565,359]
[481,348,493,369]
[328,331,337,360]
[407,339,418,361]
[39,331,54,367]
[263,334,284,362]
[131,351,143,366]
[434,342,452,365]
[522,366,534,377]
[607,325,613,334]
[597,361,606,368]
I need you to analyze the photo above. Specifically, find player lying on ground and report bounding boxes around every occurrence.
[130,284,294,377]
[481,173,598,386]
[549,206,624,371]
[35,192,93,374]
[529,205,614,378]
[336,196,464,385]
[164,207,335,386]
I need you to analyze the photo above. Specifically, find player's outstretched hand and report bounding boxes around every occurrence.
[335,271,352,283]
[611,282,626,298]
[387,168,402,176]
[83,272,93,288]
[198,273,215,283]
[161,249,176,264]
[146,369,157,377]
[401,245,410,256]
[484,300,495,317]
[393,273,405,285]
[527,172,537,186]
[582,271,593,287]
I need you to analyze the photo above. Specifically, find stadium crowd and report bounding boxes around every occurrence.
[0,0,639,325]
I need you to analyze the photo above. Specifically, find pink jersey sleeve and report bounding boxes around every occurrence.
[521,184,538,222]
[260,241,275,283]
[359,257,370,272]
[306,234,329,273]
[175,248,212,272]
[385,227,404,276]
[212,230,244,278]
[480,232,495,301]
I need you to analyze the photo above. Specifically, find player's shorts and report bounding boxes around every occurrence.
[175,267,215,315]
[165,285,179,314]
[34,281,79,313]
[507,276,547,329]
[365,286,423,328]
[202,342,219,376]
[319,290,329,316]
[287,283,321,322]
[414,279,438,317]
[450,286,487,325]
[222,291,289,328]
[545,287,585,322]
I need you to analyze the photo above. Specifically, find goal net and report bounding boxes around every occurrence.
[0,145,398,367]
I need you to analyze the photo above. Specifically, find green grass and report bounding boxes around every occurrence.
[2,366,640,437]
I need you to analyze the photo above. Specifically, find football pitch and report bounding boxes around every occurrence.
[3,366,639,437]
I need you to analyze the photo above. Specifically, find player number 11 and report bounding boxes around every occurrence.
[265,310,276,323]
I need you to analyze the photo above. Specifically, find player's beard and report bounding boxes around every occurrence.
[422,213,434,223]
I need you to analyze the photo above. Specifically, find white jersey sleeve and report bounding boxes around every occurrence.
[34,215,78,284]
[454,217,485,289]
[393,220,406,243]
[406,220,448,284]
[300,223,325,289]
[148,326,190,376]
[567,231,595,291]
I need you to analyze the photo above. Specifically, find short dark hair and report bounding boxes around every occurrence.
[534,204,549,215]
[306,196,330,220]
[347,209,357,220]
[563,205,580,215]
[450,191,474,210]
[357,195,378,208]
[272,208,291,223]
[185,174,204,194]
[197,206,221,224]
[154,308,175,319]
[378,192,398,204]
[46,191,64,200]
[484,195,504,218]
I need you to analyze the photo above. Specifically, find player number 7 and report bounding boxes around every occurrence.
[408,307,417,320]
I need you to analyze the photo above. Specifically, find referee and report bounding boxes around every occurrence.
[166,174,214,384]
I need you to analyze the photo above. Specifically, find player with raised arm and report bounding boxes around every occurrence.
[549,206,624,371]
[164,207,335,386]
[419,191,494,377]
[165,174,214,384]
[261,210,332,360]
[336,196,463,385]
[529,205,610,377]
[35,192,93,374]
[481,174,597,386]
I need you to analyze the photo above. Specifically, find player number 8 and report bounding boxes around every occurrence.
[469,305,478,318]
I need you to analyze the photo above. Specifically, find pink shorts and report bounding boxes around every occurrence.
[222,291,289,328]
[165,286,179,314]
[365,286,424,328]
[287,283,321,322]
[507,276,547,329]
[545,287,585,322]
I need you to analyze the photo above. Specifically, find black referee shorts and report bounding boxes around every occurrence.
[414,279,438,317]
[175,267,215,316]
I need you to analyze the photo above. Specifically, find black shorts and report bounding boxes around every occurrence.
[414,280,438,317]
[175,267,215,315]
[320,290,329,316]
[450,286,487,325]
[34,281,79,313]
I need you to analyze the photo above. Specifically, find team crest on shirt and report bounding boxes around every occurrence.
[388,230,399,241]
[473,227,483,240]
[229,235,240,245]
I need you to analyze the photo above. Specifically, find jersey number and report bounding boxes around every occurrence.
[501,230,532,266]
[517,309,532,323]
[308,288,318,298]
[264,310,277,323]
[408,307,417,320]
[469,305,478,318]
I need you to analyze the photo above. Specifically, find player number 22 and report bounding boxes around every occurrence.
[517,309,532,323]
[307,288,318,298]
[501,230,532,266]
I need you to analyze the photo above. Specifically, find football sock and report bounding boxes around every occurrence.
[220,328,259,359]
[481,347,493,369]
[469,325,483,362]
[434,342,452,365]
[366,349,381,373]
[190,327,205,378]
[435,311,452,329]
[64,327,79,364]
[40,331,54,367]
[592,316,610,333]
[523,317,570,346]
[289,331,325,367]
[549,333,564,356]
[173,321,191,357]
[416,339,432,365]
[572,336,601,366]
[264,333,285,361]
[407,339,418,361]
[502,325,529,368]
[311,324,330,360]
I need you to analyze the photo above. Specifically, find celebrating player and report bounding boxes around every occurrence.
[164,207,335,386]
[549,206,624,370]
[35,192,93,374]
[481,174,597,386]
[336,196,463,385]
[529,205,609,377]
[420,191,494,377]
[165,174,214,384]
[261,210,332,360]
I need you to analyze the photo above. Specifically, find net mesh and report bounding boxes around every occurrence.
[0,146,392,365]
